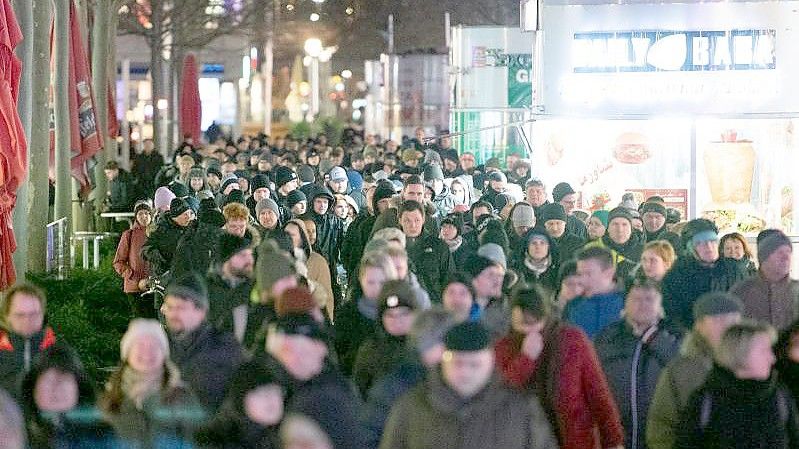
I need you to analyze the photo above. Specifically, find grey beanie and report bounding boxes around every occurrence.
[477,243,507,269]
[757,229,792,265]
[511,203,535,228]
[255,198,280,217]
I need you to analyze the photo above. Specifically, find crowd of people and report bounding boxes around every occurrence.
[3,127,799,448]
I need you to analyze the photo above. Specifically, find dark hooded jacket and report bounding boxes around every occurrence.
[169,322,245,413]
[0,325,58,396]
[142,214,191,276]
[171,218,225,280]
[510,231,561,294]
[405,231,453,303]
[334,298,378,377]
[352,328,408,398]
[674,365,799,449]
[303,184,344,269]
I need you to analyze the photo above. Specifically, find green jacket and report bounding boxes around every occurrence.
[646,331,715,449]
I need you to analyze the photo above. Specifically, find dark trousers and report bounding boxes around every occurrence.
[128,293,157,319]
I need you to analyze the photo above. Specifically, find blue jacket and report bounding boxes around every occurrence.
[563,291,624,339]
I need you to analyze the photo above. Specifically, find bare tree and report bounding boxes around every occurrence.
[116,0,257,152]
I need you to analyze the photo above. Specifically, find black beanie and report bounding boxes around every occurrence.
[441,215,463,237]
[286,189,307,210]
[464,256,499,279]
[539,203,567,222]
[640,202,667,217]
[168,181,189,198]
[217,233,252,264]
[275,166,298,189]
[608,206,633,224]
[198,199,225,227]
[169,198,191,218]
[444,322,490,351]
[372,180,396,211]
[166,273,209,309]
[251,174,270,192]
[224,189,246,206]
[552,182,576,203]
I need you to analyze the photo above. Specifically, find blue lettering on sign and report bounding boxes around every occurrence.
[572,30,776,73]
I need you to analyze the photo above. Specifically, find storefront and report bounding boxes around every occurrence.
[526,0,799,236]
[449,26,534,164]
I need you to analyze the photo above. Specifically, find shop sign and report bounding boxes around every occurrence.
[573,29,776,73]
[627,188,688,219]
[471,49,532,107]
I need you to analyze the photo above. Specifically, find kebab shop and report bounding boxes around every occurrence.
[527,0,799,238]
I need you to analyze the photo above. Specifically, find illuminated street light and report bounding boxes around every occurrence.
[309,12,320,22]
[286,3,295,10]
[345,7,354,15]
[312,0,325,3]
[341,69,353,79]
[304,38,323,58]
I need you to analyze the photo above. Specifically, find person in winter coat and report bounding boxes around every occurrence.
[246,174,273,219]
[264,314,367,449]
[353,280,419,397]
[495,285,624,449]
[661,219,749,330]
[588,209,609,241]
[284,219,335,320]
[205,233,257,343]
[552,182,588,240]
[438,214,472,268]
[674,321,799,449]
[448,175,474,212]
[511,229,561,295]
[731,229,799,331]
[595,278,682,449]
[273,166,299,225]
[637,240,676,284]
[304,184,345,275]
[0,284,59,396]
[442,273,478,323]
[563,247,625,339]
[188,166,210,198]
[539,203,585,264]
[477,171,509,207]
[104,160,136,213]
[114,201,154,317]
[603,207,645,264]
[422,163,455,219]
[342,180,395,279]
[646,292,743,449]
[381,321,559,449]
[335,251,398,376]
[100,319,206,446]
[195,361,285,449]
[640,202,681,250]
[162,274,245,413]
[720,231,758,276]
[505,202,537,248]
[132,139,164,197]
[170,200,233,280]
[371,176,439,238]
[142,197,195,278]
[361,307,456,449]
[399,200,453,303]
[21,345,122,449]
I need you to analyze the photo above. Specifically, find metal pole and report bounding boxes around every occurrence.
[26,0,52,273]
[444,12,450,49]
[388,14,394,54]
[53,0,73,228]
[121,58,131,168]
[311,57,320,118]
[11,0,32,278]
[92,1,110,233]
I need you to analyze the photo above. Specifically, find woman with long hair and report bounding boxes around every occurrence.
[284,219,335,320]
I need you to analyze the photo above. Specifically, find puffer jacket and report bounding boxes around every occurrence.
[595,320,682,449]
[114,224,150,293]
[0,326,58,396]
[646,331,716,449]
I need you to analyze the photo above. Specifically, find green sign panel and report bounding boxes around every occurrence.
[507,54,533,108]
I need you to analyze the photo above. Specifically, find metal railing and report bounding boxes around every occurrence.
[46,218,69,279]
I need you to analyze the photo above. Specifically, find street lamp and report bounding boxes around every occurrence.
[304,38,323,117]
[304,38,322,57]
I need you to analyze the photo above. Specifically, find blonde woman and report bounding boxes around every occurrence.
[638,240,677,283]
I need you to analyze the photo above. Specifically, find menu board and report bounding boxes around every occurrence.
[627,189,688,219]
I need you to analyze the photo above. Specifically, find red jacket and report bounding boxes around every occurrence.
[495,323,624,449]
[114,225,150,293]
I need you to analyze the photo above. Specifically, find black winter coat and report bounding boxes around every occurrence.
[552,233,585,264]
[0,326,58,396]
[142,215,189,276]
[675,365,799,449]
[206,272,254,341]
[334,299,378,377]
[262,356,367,449]
[595,320,682,449]
[603,232,645,264]
[405,232,453,303]
[171,222,224,279]
[169,323,245,413]
[341,212,377,278]
[305,185,344,269]
[662,256,749,329]
[645,226,682,251]
[108,170,136,212]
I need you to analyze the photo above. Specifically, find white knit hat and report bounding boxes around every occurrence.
[120,319,170,362]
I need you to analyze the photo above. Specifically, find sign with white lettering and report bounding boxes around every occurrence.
[573,30,776,73]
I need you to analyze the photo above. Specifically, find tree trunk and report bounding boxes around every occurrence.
[92,1,111,231]
[53,0,72,230]
[11,0,33,278]
[25,0,51,273]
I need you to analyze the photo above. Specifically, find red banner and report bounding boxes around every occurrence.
[49,0,104,199]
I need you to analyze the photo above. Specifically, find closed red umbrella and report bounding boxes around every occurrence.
[179,53,201,144]
[48,0,104,199]
[0,0,27,289]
